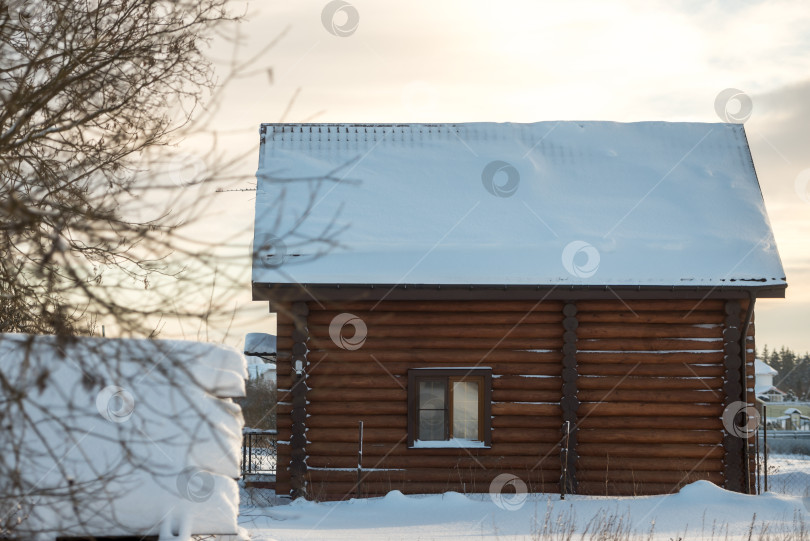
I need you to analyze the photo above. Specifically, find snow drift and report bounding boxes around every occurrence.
[0,333,247,540]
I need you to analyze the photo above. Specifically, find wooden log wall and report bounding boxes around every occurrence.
[271,298,757,500]
[279,300,565,500]
[574,299,754,496]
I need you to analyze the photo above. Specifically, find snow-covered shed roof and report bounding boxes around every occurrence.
[244,332,277,356]
[252,122,786,292]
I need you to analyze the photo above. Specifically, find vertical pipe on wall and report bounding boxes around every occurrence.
[739,293,756,494]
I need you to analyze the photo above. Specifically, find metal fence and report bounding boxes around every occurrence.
[242,428,278,477]
[758,429,810,497]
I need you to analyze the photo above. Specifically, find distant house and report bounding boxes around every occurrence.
[754,359,786,402]
[251,122,787,499]
[769,407,810,431]
[244,332,277,382]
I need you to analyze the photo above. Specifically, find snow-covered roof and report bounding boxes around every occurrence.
[252,122,786,289]
[244,332,277,356]
[755,359,778,376]
[755,384,785,396]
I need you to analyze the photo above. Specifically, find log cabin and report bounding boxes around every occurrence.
[250,122,786,500]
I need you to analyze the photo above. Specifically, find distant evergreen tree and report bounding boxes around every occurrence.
[763,345,810,400]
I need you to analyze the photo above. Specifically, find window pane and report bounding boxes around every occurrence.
[452,381,479,440]
[419,380,445,409]
[419,410,446,441]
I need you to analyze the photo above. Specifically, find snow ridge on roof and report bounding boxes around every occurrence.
[252,121,786,288]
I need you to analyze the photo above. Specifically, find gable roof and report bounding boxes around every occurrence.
[252,122,785,294]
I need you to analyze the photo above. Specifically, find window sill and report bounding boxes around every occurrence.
[410,438,490,449]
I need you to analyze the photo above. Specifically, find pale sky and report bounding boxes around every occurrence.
[173,0,810,354]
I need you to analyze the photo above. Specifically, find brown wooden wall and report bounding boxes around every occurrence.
[273,298,756,501]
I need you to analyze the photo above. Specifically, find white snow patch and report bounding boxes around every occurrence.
[0,333,247,540]
[240,481,809,541]
[253,122,785,288]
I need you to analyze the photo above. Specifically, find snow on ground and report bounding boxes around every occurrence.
[767,454,810,497]
[239,481,810,541]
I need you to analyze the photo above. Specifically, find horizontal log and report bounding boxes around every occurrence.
[577,481,693,496]
[577,338,722,351]
[306,375,406,389]
[577,416,723,431]
[577,443,724,459]
[578,402,724,417]
[492,402,561,416]
[308,360,562,377]
[575,300,725,312]
[298,323,565,340]
[492,428,564,444]
[307,402,408,415]
[306,442,560,457]
[577,312,723,325]
[494,375,564,391]
[492,415,564,429]
[576,324,722,339]
[492,389,561,403]
[577,456,723,472]
[578,389,722,404]
[307,427,405,444]
[277,374,295,389]
[577,429,723,445]
[274,481,291,496]
[307,349,563,363]
[577,376,723,391]
[306,415,407,429]
[306,454,561,470]
[307,388,408,402]
[308,301,565,312]
[306,468,559,484]
[306,336,565,351]
[307,311,564,327]
[276,403,291,416]
[578,363,723,378]
[276,358,292,371]
[577,469,724,484]
[576,351,724,364]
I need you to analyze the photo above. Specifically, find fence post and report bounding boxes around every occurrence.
[763,405,768,493]
[242,432,247,477]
